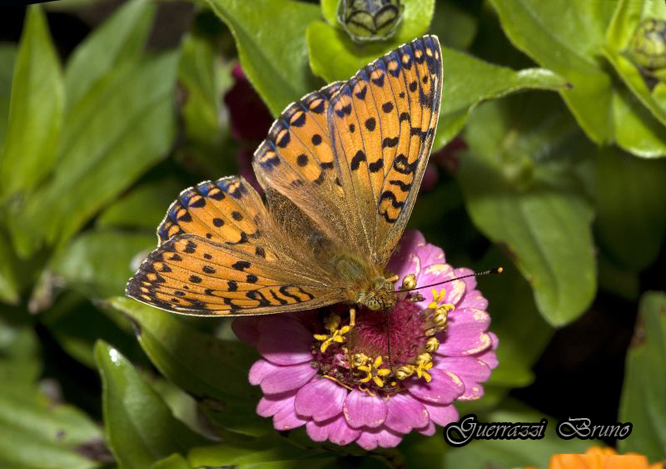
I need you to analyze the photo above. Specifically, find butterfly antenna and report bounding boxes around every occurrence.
[393,267,504,293]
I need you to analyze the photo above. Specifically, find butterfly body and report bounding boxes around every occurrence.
[127,35,443,317]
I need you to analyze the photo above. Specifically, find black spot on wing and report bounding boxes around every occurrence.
[350,150,367,171]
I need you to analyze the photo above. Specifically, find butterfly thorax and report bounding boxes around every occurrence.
[332,255,396,310]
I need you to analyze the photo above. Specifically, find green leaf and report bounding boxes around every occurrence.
[50,230,155,298]
[0,44,17,154]
[400,433,447,469]
[489,0,666,157]
[459,94,597,326]
[0,315,41,386]
[206,0,321,117]
[176,33,236,176]
[429,2,478,51]
[618,291,666,461]
[97,178,185,230]
[64,0,156,109]
[11,51,179,257]
[601,0,666,129]
[595,147,666,271]
[598,251,640,300]
[444,401,593,468]
[95,341,206,469]
[0,6,64,199]
[0,230,21,304]
[188,440,332,468]
[0,385,103,469]
[150,454,193,469]
[435,48,568,150]
[106,297,265,435]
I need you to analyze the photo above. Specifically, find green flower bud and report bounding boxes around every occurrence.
[337,0,404,43]
[630,18,666,70]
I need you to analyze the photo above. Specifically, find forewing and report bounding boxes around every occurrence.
[128,175,346,315]
[328,35,443,264]
[252,82,356,255]
[126,234,342,316]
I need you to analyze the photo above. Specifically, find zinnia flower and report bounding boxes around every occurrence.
[526,446,664,469]
[232,230,498,450]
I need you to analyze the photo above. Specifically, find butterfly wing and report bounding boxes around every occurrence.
[127,35,443,315]
[126,176,345,315]
[328,35,443,265]
[252,35,442,270]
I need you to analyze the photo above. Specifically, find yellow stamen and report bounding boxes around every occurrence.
[415,353,431,365]
[395,365,414,380]
[402,274,417,290]
[425,337,440,353]
[314,322,352,353]
[355,355,392,388]
[349,307,356,328]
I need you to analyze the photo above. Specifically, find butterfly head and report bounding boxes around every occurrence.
[358,276,397,311]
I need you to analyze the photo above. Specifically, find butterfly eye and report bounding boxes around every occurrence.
[630,18,666,71]
[337,0,404,43]
[366,297,382,311]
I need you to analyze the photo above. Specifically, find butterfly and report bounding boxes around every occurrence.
[126,35,443,316]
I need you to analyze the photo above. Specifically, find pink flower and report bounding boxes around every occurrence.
[233,230,498,450]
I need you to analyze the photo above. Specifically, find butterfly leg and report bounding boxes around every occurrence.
[348,306,357,328]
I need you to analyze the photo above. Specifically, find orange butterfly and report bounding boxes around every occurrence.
[126,35,443,316]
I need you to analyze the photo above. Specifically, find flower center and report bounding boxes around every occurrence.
[312,277,456,397]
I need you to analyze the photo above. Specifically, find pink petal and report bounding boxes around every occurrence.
[232,317,261,346]
[489,331,499,350]
[273,404,307,431]
[257,317,313,365]
[436,357,491,400]
[438,308,492,356]
[418,420,436,436]
[454,267,477,291]
[295,378,347,422]
[388,231,424,278]
[248,359,277,386]
[306,415,360,446]
[477,349,498,370]
[256,390,297,417]
[422,402,459,427]
[384,394,429,434]
[260,362,316,394]
[406,368,464,404]
[355,428,403,450]
[328,415,361,446]
[305,419,331,442]
[343,389,387,429]
[418,263,454,292]
[459,289,489,310]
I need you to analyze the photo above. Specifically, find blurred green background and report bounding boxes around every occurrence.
[0,0,664,467]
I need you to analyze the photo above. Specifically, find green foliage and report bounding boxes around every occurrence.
[618,292,666,461]
[459,94,596,325]
[595,147,666,271]
[489,0,666,157]
[206,0,321,116]
[0,0,664,467]
[1,6,63,200]
[95,341,207,469]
